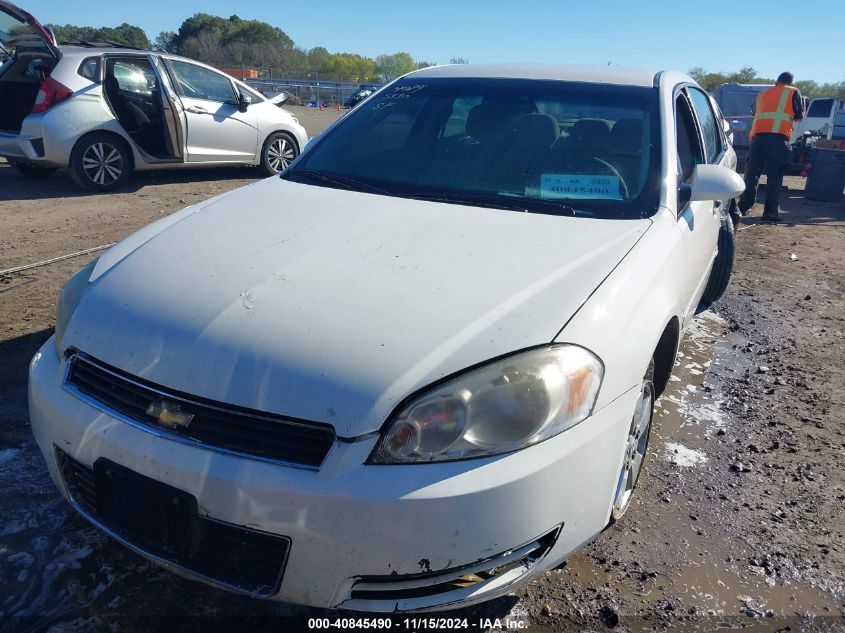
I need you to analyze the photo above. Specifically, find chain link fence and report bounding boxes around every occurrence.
[242,70,381,106]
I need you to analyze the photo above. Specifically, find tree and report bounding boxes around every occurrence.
[48,22,150,49]
[449,57,469,64]
[172,13,293,67]
[153,31,177,53]
[375,52,415,82]
[726,66,758,84]
[195,29,223,65]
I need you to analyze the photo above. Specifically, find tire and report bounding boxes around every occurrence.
[69,133,132,192]
[610,358,655,523]
[699,211,736,308]
[10,160,57,178]
[728,198,742,229]
[260,131,298,175]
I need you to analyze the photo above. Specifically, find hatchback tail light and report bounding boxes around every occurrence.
[31,77,73,113]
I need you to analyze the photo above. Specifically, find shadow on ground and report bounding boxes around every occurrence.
[0,328,51,449]
[0,161,260,202]
[740,182,845,227]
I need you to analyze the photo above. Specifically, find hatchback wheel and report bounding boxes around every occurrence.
[611,359,655,522]
[260,132,298,175]
[69,133,132,192]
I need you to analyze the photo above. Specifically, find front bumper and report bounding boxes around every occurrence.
[29,339,637,611]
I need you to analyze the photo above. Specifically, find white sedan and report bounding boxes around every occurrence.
[29,64,743,612]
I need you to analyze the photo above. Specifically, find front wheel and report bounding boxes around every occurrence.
[69,133,132,192]
[610,359,655,523]
[260,132,298,175]
[699,211,736,308]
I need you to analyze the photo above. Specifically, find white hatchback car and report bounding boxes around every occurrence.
[29,64,743,612]
[0,1,307,190]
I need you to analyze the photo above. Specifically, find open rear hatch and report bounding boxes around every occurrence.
[0,0,59,59]
[0,1,63,134]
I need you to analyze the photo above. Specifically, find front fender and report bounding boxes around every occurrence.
[557,212,687,411]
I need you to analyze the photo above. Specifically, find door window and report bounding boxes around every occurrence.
[237,84,264,103]
[168,60,236,104]
[103,56,171,158]
[687,87,721,163]
[806,98,834,118]
[676,93,704,183]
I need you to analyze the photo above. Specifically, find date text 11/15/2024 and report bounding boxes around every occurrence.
[307,617,528,630]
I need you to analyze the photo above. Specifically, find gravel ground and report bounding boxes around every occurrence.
[1,108,843,632]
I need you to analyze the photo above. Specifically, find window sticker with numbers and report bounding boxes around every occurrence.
[538,174,624,201]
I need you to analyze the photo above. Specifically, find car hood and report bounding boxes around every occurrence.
[66,178,650,436]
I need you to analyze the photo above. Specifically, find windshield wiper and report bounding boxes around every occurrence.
[286,169,389,195]
[400,192,577,217]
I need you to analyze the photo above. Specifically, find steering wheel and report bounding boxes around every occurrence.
[590,157,630,199]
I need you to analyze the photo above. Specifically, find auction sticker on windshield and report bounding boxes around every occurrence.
[539,174,623,200]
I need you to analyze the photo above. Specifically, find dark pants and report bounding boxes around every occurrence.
[739,133,792,217]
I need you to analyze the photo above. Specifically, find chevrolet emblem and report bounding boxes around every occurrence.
[146,399,194,429]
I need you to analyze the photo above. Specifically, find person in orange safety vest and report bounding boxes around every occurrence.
[737,72,804,222]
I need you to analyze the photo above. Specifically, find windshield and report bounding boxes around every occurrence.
[285,77,662,218]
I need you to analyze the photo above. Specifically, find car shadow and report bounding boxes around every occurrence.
[739,183,845,228]
[0,328,52,450]
[0,159,261,202]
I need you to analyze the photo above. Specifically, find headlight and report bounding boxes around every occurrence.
[54,259,97,354]
[370,345,603,464]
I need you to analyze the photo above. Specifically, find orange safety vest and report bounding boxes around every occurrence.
[750,84,797,140]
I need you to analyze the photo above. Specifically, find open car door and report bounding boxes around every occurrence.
[151,55,185,160]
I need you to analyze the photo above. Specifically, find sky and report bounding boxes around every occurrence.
[26,0,845,84]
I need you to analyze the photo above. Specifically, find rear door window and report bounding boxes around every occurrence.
[807,98,834,118]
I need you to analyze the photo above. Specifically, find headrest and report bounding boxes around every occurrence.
[103,74,120,92]
[568,119,611,149]
[466,99,534,143]
[611,119,643,153]
[514,113,560,146]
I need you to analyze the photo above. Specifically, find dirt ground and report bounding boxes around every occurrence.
[1,107,843,632]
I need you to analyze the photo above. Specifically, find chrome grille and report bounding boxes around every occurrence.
[65,353,335,468]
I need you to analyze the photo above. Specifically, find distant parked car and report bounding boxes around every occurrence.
[344,88,373,108]
[0,0,306,190]
[31,63,744,612]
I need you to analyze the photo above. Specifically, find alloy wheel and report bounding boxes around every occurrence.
[82,142,124,186]
[612,378,654,518]
[267,137,295,172]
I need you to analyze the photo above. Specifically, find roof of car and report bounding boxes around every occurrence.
[57,45,196,65]
[56,46,239,77]
[58,44,152,55]
[407,64,661,87]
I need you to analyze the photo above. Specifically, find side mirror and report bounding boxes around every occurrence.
[238,93,252,113]
[688,164,745,202]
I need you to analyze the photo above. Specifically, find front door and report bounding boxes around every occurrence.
[674,90,720,326]
[164,59,258,163]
